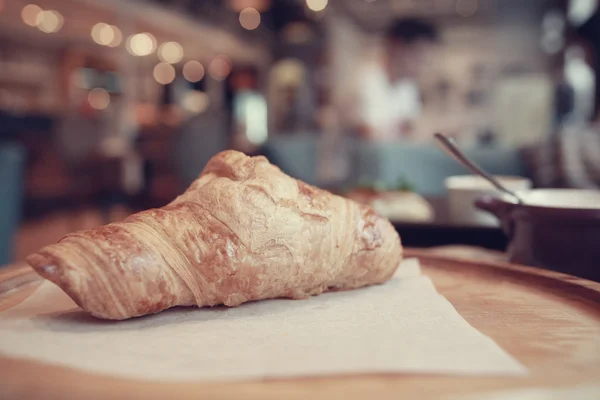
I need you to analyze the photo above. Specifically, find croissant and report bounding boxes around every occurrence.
[26,150,402,320]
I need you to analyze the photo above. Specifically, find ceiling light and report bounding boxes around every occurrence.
[21,4,42,27]
[36,10,64,33]
[239,7,261,30]
[306,0,328,12]
[153,62,176,85]
[127,33,156,56]
[183,61,205,82]
[158,42,184,64]
[107,26,122,47]
[88,88,110,110]
[208,56,232,81]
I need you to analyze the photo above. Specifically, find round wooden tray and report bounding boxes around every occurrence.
[0,250,599,400]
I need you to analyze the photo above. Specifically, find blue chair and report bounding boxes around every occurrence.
[352,141,527,196]
[0,143,25,266]
[263,135,320,185]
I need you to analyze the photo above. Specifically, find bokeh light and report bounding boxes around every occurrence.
[91,23,107,44]
[91,23,122,47]
[92,23,110,45]
[540,31,565,54]
[153,62,176,85]
[306,0,328,12]
[21,4,43,27]
[36,10,64,33]
[182,61,205,82]
[272,58,306,86]
[107,26,122,47]
[542,10,566,32]
[209,56,232,81]
[88,88,110,110]
[569,0,598,26]
[182,91,210,114]
[158,42,184,64]
[126,33,156,56]
[239,7,261,30]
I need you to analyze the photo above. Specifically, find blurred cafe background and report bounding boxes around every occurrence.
[1,0,600,267]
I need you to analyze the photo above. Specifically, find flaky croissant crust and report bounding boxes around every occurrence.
[27,151,402,319]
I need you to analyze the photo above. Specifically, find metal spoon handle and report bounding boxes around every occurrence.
[433,133,523,203]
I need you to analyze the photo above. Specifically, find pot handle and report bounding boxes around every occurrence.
[474,195,515,237]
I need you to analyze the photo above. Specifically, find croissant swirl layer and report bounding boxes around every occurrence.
[27,151,402,319]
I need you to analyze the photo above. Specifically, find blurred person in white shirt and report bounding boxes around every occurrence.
[351,18,439,141]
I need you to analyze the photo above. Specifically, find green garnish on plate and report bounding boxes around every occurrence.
[351,177,416,193]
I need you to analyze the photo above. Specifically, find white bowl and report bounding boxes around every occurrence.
[445,175,532,226]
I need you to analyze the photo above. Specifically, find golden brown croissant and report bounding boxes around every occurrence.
[26,150,402,319]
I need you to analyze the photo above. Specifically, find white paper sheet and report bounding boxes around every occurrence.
[0,259,527,381]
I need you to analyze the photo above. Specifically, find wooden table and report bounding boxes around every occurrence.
[1,248,599,400]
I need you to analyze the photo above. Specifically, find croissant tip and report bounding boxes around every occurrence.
[26,252,90,312]
[26,253,59,280]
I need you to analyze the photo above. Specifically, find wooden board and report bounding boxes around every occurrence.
[0,250,599,400]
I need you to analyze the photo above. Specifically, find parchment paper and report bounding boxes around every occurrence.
[0,259,527,381]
